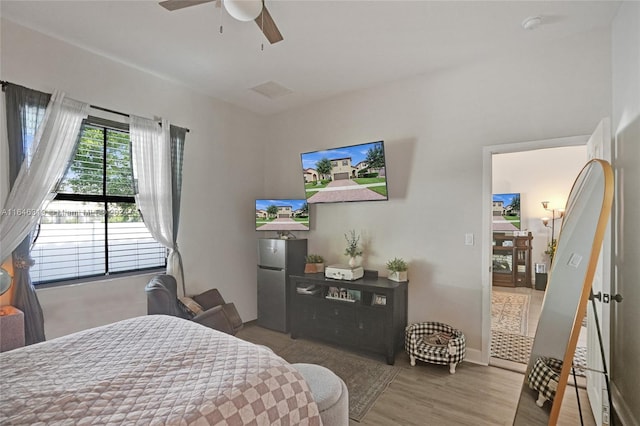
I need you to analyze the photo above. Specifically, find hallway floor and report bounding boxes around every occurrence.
[490,286,588,383]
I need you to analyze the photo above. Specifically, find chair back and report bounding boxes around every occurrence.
[145,274,187,318]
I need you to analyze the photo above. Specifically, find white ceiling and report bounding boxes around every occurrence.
[0,0,621,115]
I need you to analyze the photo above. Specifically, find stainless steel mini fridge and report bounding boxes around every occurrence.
[257,238,307,332]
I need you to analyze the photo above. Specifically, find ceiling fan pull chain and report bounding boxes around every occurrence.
[260,5,264,51]
[219,0,224,34]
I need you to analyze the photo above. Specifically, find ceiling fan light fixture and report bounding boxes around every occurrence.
[224,0,263,22]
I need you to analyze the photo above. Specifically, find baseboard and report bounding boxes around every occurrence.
[612,381,639,426]
[490,357,526,374]
[463,348,486,365]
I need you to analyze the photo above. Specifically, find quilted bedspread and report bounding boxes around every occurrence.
[0,315,322,425]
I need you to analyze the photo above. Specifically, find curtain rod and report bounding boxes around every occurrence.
[1,80,190,133]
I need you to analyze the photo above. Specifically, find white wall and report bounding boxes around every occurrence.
[264,28,612,357]
[610,1,640,423]
[0,88,10,306]
[0,19,615,358]
[0,19,267,337]
[493,146,588,271]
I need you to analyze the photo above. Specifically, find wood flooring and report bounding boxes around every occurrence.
[237,323,595,426]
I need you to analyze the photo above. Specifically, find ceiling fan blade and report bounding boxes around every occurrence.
[159,0,214,11]
[255,5,283,44]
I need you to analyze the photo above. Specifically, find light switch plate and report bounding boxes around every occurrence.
[465,233,474,246]
[568,253,583,268]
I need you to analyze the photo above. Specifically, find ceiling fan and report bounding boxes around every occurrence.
[159,0,283,44]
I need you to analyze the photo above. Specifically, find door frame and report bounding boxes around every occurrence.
[585,118,612,426]
[481,135,589,365]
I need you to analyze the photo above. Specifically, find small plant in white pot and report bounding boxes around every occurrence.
[344,230,364,267]
[386,257,408,282]
[304,254,325,273]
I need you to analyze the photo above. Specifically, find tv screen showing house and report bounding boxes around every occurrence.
[492,193,521,230]
[300,140,389,204]
[255,199,310,231]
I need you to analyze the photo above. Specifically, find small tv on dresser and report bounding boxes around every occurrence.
[255,199,309,232]
[300,140,388,204]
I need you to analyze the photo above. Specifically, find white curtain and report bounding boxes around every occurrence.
[0,91,90,262]
[130,116,184,293]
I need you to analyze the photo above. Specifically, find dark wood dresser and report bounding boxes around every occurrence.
[492,232,533,287]
[289,272,408,364]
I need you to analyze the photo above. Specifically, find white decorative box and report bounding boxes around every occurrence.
[324,264,364,281]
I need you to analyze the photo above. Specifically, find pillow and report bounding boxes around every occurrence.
[420,332,453,347]
[178,296,204,316]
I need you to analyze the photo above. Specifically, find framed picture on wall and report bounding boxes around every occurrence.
[492,193,521,231]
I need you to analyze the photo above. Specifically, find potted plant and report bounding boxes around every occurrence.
[304,254,325,273]
[545,239,557,264]
[386,257,408,282]
[344,230,363,267]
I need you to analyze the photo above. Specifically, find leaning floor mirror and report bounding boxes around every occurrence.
[513,159,614,425]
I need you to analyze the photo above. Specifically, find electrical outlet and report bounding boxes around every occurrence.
[465,233,474,246]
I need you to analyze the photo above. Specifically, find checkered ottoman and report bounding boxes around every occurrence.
[528,356,563,407]
[405,322,466,374]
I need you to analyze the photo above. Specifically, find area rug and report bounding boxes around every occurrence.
[491,330,587,376]
[491,291,530,335]
[278,339,400,422]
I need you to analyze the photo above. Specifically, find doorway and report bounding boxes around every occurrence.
[481,135,589,367]
[483,120,614,426]
[489,145,588,371]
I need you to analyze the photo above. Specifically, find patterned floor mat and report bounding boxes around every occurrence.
[491,291,530,335]
[491,330,587,376]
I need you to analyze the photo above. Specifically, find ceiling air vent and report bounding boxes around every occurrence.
[250,81,293,100]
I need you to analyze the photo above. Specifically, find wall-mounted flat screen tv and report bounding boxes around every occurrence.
[492,193,521,231]
[300,140,388,204]
[255,199,310,231]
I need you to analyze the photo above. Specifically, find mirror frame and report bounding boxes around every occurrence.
[513,159,614,425]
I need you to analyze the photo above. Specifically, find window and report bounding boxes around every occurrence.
[23,105,47,166]
[30,117,166,284]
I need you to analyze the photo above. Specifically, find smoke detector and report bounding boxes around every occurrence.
[522,16,543,30]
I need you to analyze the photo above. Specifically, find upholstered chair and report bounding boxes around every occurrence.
[145,274,243,335]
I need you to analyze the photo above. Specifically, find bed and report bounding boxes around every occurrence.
[0,315,321,425]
